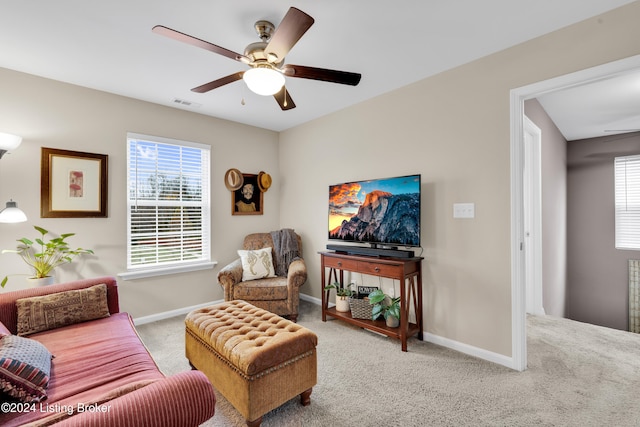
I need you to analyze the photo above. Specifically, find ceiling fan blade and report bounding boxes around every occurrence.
[274,87,296,110]
[152,25,249,63]
[264,8,314,63]
[191,72,245,93]
[283,64,361,86]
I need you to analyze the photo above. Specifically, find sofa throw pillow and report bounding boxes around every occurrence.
[16,283,110,336]
[0,334,53,402]
[238,247,277,281]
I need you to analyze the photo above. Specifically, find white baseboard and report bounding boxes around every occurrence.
[300,293,323,305]
[132,299,224,325]
[301,293,515,369]
[135,294,517,370]
[134,295,320,326]
[423,332,515,370]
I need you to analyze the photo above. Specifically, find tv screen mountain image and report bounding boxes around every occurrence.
[328,174,421,247]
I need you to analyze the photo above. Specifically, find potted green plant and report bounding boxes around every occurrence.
[324,281,354,312]
[1,225,94,288]
[368,289,401,327]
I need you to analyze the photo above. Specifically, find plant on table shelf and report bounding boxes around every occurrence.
[368,289,401,327]
[324,281,354,297]
[1,225,94,287]
[324,281,354,312]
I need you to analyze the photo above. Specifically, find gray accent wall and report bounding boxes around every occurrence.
[567,132,640,330]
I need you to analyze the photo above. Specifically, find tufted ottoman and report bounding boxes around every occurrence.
[185,300,318,427]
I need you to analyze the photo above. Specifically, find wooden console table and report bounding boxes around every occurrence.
[320,251,424,351]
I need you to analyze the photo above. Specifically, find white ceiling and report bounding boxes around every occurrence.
[0,1,636,133]
[536,70,640,141]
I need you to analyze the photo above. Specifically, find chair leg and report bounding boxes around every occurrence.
[289,314,298,323]
[247,416,262,427]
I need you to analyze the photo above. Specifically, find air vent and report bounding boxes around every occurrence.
[172,98,202,108]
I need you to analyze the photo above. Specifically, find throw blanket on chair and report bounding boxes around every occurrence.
[270,228,301,277]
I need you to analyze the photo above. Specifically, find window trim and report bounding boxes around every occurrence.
[123,132,212,278]
[615,154,640,251]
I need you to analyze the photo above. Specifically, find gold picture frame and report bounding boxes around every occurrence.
[41,147,108,218]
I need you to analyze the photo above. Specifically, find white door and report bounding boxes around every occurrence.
[523,116,545,316]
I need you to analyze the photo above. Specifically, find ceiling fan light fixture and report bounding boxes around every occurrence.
[243,66,285,96]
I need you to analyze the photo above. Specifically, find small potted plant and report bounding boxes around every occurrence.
[1,225,94,288]
[324,281,354,312]
[368,289,401,327]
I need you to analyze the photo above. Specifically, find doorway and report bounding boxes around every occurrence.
[510,54,640,372]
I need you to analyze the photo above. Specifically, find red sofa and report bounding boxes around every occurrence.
[0,276,216,426]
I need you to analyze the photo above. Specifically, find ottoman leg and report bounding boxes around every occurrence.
[300,388,313,406]
[247,416,262,427]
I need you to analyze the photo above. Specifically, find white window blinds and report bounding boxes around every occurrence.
[127,133,211,269]
[615,154,640,250]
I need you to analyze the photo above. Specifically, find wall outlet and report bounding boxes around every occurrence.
[453,203,475,219]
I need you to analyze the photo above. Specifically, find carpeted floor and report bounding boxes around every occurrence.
[136,300,640,426]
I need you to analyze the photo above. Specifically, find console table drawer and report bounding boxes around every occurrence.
[357,262,400,278]
[324,256,358,271]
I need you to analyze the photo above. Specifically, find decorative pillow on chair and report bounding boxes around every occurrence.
[0,334,53,402]
[16,283,110,336]
[238,247,277,281]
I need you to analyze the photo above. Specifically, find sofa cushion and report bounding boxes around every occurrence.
[16,283,110,336]
[0,334,52,402]
[238,247,276,281]
[233,277,290,301]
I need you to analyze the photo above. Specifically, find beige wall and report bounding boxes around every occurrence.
[279,2,640,357]
[1,2,639,360]
[0,68,280,317]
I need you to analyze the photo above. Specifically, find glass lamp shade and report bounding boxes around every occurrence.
[0,132,22,159]
[0,133,22,151]
[243,67,285,96]
[0,200,27,223]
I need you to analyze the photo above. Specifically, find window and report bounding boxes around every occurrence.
[125,133,211,277]
[615,154,640,250]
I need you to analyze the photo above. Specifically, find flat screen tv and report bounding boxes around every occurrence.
[328,174,421,248]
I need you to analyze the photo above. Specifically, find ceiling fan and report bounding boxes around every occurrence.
[152,7,361,111]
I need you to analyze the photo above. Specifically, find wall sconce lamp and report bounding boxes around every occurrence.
[0,132,28,223]
[0,199,27,223]
[0,132,22,159]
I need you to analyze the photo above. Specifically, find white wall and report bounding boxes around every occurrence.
[279,2,640,357]
[0,68,280,317]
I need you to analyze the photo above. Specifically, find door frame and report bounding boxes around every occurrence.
[510,54,640,371]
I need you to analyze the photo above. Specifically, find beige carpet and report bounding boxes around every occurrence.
[136,301,640,426]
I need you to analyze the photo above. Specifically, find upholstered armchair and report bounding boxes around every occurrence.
[217,231,307,322]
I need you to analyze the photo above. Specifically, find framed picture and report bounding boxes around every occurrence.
[232,173,263,215]
[41,147,108,218]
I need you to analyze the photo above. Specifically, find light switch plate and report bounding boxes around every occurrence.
[453,203,475,219]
